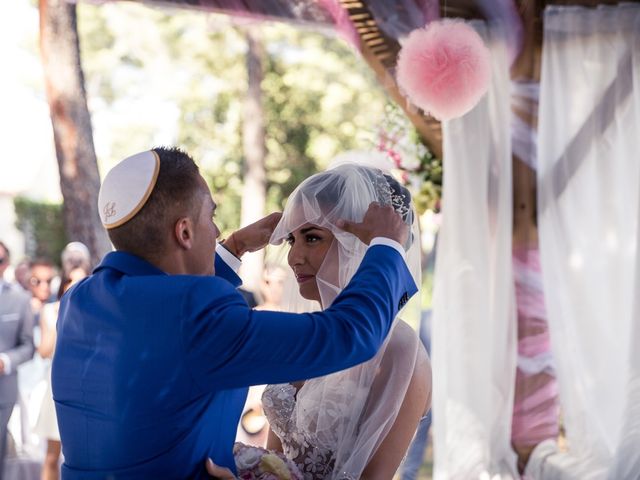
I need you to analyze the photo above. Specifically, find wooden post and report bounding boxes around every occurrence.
[510,0,543,250]
[510,1,549,472]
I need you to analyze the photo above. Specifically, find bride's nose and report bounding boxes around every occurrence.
[287,242,305,267]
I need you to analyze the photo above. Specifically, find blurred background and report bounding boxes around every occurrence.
[1,1,439,478]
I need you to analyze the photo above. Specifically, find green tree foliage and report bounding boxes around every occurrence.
[76,3,388,235]
[14,197,67,264]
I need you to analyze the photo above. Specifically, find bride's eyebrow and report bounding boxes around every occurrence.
[299,227,323,235]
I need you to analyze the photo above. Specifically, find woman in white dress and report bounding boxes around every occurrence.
[258,163,431,479]
[34,265,89,480]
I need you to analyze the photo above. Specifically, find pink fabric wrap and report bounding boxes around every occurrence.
[317,0,360,48]
[511,247,560,446]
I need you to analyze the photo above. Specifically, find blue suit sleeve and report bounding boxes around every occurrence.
[214,253,241,288]
[181,245,418,391]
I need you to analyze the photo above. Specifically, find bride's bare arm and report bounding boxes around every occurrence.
[38,305,58,358]
[266,427,284,452]
[361,322,432,480]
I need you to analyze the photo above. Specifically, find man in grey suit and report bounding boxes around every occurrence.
[0,241,35,478]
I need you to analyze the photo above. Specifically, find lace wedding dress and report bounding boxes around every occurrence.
[261,321,423,480]
[262,382,348,480]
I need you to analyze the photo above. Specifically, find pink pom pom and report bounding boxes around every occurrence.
[396,20,492,121]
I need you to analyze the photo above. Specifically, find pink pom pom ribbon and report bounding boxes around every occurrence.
[396,20,492,121]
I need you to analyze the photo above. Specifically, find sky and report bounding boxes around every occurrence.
[0,0,61,201]
[0,0,186,202]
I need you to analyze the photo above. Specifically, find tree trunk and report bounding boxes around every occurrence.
[240,31,267,292]
[39,0,110,267]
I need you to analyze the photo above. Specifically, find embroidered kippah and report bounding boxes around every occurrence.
[98,150,160,229]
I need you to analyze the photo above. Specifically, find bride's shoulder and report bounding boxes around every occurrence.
[387,320,432,411]
[386,320,430,368]
[388,319,419,350]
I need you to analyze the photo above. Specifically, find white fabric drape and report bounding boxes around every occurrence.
[535,4,640,479]
[432,23,517,479]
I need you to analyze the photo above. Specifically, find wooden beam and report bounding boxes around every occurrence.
[546,0,636,6]
[538,50,634,215]
[339,0,443,158]
[439,0,484,19]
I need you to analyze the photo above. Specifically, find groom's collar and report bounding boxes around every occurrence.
[94,251,167,277]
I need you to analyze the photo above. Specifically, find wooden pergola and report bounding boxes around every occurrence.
[129,0,632,153]
[140,0,633,254]
[128,0,636,244]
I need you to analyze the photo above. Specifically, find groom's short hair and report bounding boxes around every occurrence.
[107,146,204,257]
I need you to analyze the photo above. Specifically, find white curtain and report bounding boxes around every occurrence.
[535,4,640,479]
[432,23,518,479]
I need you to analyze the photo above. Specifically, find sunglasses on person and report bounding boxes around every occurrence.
[29,277,53,287]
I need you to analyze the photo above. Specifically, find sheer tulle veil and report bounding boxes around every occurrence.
[269,158,422,479]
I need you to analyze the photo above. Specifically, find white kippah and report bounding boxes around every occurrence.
[98,150,160,229]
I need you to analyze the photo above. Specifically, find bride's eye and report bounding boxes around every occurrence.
[286,234,295,245]
[306,234,321,243]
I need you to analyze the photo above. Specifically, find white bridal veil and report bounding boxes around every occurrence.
[270,161,423,479]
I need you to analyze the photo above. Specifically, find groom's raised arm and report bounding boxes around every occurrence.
[181,241,417,391]
[212,213,282,287]
[213,247,242,287]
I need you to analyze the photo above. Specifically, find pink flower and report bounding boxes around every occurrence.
[396,19,491,120]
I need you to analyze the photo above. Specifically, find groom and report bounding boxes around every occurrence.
[52,147,417,479]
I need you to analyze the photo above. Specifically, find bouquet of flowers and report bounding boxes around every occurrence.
[234,443,303,480]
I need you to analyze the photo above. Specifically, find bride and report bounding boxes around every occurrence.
[209,162,431,479]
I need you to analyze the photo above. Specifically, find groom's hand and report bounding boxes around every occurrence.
[222,212,282,258]
[205,458,237,479]
[336,202,409,246]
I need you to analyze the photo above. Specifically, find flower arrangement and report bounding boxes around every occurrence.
[373,103,442,213]
[234,443,303,480]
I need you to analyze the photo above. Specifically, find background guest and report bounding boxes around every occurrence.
[27,260,56,322]
[13,259,32,293]
[0,240,35,478]
[255,264,287,311]
[35,260,89,480]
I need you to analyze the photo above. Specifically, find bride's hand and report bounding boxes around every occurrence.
[223,212,282,257]
[337,202,409,246]
[205,458,237,479]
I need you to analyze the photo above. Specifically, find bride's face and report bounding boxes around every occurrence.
[286,223,337,303]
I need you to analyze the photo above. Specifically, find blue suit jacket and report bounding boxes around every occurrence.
[52,245,416,479]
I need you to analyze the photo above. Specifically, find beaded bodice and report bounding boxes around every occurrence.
[262,383,352,480]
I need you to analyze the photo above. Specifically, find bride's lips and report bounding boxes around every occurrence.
[295,274,314,284]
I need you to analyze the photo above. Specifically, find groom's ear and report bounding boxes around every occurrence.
[174,216,194,250]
